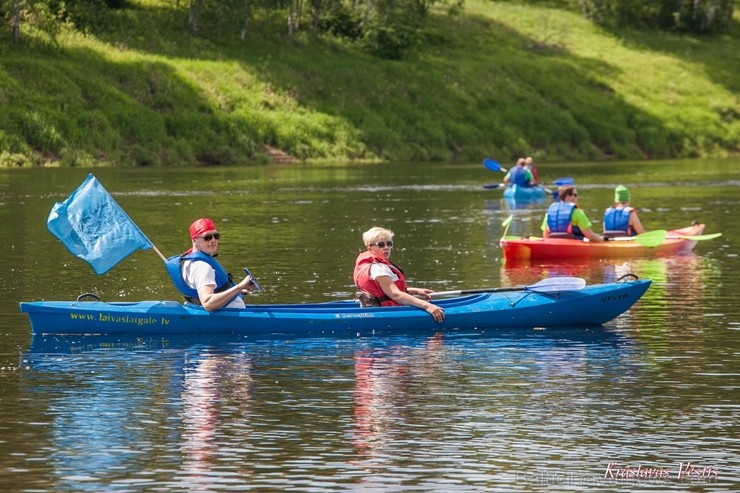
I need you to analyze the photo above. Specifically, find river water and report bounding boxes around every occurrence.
[0,159,738,492]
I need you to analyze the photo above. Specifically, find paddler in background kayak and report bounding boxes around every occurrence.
[541,185,606,242]
[603,185,645,237]
[524,156,539,185]
[165,218,256,311]
[354,226,445,322]
[502,158,534,187]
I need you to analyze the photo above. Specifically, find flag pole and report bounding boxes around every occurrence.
[152,245,167,263]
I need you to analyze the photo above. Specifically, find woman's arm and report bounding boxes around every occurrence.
[376,276,445,322]
[630,211,646,235]
[581,227,605,242]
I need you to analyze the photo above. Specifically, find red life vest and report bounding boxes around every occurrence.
[353,251,408,307]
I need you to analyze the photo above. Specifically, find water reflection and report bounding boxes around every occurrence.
[352,334,445,460]
[22,336,256,491]
[507,253,718,296]
[5,160,739,492]
[500,254,717,327]
[22,330,642,492]
[500,252,715,285]
[484,196,548,212]
[179,348,253,483]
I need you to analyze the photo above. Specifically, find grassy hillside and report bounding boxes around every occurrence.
[0,0,738,167]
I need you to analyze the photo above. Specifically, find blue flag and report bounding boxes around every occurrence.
[47,173,153,275]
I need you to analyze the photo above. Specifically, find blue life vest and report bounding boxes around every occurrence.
[546,202,583,237]
[165,251,241,304]
[603,206,634,236]
[508,166,530,187]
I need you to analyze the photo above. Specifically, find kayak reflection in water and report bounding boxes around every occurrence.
[353,227,445,322]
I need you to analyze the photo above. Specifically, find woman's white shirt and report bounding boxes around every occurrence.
[369,263,399,281]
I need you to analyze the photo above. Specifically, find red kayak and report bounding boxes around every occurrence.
[500,224,707,261]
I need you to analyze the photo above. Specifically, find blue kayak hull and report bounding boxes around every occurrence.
[19,280,651,336]
[503,185,547,200]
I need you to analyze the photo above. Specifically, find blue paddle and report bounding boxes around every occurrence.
[554,177,574,186]
[483,158,507,173]
[482,183,505,189]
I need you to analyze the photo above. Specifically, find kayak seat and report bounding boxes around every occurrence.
[603,230,630,239]
[547,232,578,239]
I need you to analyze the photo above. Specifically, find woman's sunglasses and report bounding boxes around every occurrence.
[372,240,393,248]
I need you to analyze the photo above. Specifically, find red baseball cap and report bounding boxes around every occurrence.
[189,218,216,239]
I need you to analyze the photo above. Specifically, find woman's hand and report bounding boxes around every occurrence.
[425,302,445,323]
[409,287,434,300]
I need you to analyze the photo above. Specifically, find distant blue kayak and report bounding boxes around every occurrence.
[19,280,651,336]
[503,184,548,200]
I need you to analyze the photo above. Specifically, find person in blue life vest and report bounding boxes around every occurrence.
[541,186,605,242]
[603,185,645,237]
[503,158,534,188]
[165,218,256,311]
[353,227,445,322]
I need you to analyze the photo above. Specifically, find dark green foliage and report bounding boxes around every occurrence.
[577,0,735,34]
[318,3,362,39]
[362,24,423,60]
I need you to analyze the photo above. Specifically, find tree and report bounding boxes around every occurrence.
[189,0,202,34]
[576,0,735,34]
[13,0,21,42]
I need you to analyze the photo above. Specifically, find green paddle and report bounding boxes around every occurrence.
[625,230,667,248]
[501,214,513,238]
[668,232,722,241]
[610,230,722,248]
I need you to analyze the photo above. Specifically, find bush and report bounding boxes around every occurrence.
[318,3,362,39]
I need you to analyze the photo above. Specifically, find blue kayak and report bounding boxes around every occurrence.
[19,280,651,336]
[503,184,547,200]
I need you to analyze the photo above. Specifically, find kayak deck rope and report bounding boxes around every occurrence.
[616,273,639,282]
[76,293,102,302]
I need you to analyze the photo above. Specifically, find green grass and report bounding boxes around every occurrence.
[0,0,737,167]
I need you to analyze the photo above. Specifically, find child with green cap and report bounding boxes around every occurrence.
[603,185,645,237]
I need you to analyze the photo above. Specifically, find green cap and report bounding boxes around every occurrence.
[614,185,631,203]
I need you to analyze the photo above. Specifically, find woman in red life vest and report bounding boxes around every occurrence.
[353,227,445,322]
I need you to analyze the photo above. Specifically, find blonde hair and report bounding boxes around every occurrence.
[362,227,394,247]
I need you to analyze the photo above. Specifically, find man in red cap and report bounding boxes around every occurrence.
[165,217,256,311]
